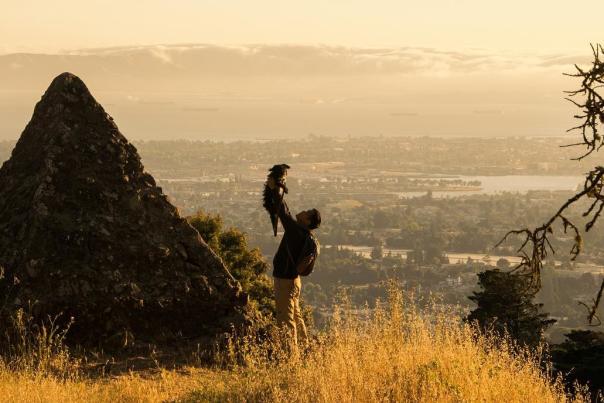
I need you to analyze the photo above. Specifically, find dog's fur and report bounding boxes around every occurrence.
[263,164,290,236]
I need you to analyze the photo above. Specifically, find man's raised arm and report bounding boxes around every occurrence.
[278,198,297,232]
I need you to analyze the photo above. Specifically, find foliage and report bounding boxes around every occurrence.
[370,243,383,260]
[467,269,556,348]
[552,330,604,398]
[311,247,379,286]
[188,210,274,316]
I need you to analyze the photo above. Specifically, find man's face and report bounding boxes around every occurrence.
[296,210,314,227]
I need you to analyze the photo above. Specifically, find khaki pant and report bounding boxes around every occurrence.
[274,276,308,346]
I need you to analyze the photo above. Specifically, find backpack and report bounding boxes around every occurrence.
[288,232,320,276]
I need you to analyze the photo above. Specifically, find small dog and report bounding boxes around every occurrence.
[263,164,290,236]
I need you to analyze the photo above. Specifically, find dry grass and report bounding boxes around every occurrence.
[0,290,588,403]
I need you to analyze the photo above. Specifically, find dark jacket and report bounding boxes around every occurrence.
[272,199,309,279]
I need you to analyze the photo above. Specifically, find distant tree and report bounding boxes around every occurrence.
[303,282,328,307]
[371,243,384,260]
[188,211,273,316]
[312,247,378,285]
[405,221,448,265]
[372,210,390,228]
[551,330,604,397]
[423,223,447,264]
[496,258,510,269]
[407,248,424,265]
[467,269,555,348]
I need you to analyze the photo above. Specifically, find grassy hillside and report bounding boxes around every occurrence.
[0,290,587,402]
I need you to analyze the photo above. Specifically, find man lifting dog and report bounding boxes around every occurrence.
[264,164,321,349]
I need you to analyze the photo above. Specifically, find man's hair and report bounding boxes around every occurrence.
[309,209,321,230]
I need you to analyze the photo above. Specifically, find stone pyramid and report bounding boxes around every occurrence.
[0,73,248,347]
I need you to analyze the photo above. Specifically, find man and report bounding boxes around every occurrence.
[273,196,321,348]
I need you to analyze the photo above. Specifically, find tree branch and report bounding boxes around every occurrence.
[500,44,604,324]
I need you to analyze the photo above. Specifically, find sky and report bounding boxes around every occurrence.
[0,1,600,140]
[0,0,602,54]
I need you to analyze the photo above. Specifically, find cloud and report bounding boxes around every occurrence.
[58,44,560,75]
[148,45,174,64]
[0,44,582,85]
[537,54,592,68]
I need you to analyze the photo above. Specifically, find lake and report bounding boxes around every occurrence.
[397,175,584,198]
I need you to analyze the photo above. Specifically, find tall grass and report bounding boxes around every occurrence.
[0,289,588,402]
[1,309,77,378]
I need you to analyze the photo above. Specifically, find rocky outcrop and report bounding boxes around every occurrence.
[0,73,248,347]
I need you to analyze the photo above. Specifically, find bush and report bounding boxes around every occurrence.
[467,269,556,349]
[188,211,274,317]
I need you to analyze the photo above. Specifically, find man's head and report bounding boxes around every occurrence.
[296,208,321,230]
